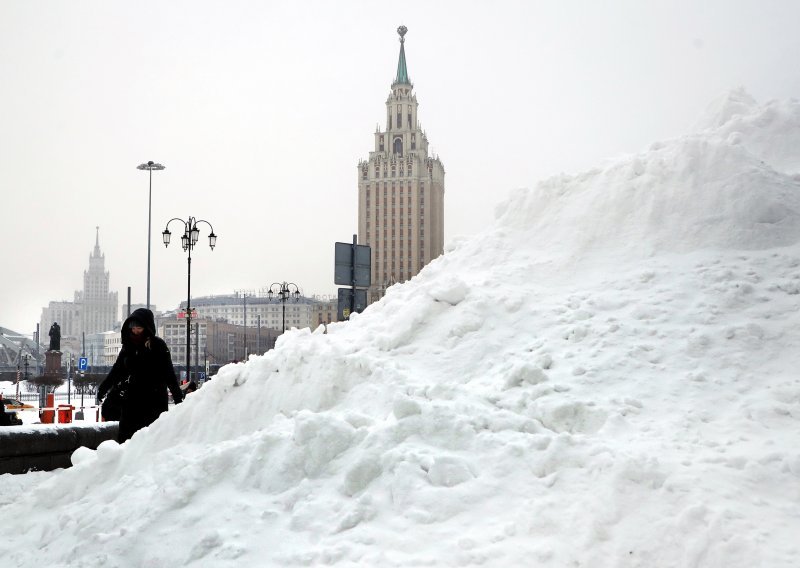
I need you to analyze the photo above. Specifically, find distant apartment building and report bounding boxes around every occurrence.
[121,302,155,321]
[83,330,121,367]
[310,297,338,329]
[181,292,334,333]
[358,26,445,304]
[160,316,279,373]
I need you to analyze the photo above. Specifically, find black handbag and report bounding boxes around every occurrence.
[101,376,130,421]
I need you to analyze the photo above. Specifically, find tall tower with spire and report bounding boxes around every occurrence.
[40,228,119,346]
[77,227,118,334]
[358,26,445,303]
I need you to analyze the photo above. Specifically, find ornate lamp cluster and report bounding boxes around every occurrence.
[162,216,217,381]
[268,281,301,333]
[162,217,217,251]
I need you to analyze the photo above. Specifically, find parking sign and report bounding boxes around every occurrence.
[78,357,88,371]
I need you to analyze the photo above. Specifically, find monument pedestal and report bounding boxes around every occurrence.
[37,350,65,408]
[45,351,63,376]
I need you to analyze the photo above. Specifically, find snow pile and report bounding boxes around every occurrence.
[492,89,800,267]
[2,91,800,567]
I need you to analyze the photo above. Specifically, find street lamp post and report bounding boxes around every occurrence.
[268,282,301,333]
[137,161,166,311]
[235,290,254,359]
[162,216,217,381]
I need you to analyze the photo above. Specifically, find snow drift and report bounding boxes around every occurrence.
[2,90,800,567]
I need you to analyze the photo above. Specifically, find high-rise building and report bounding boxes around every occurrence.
[76,227,118,334]
[358,26,445,303]
[40,227,119,346]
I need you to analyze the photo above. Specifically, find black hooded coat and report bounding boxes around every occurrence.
[97,308,183,442]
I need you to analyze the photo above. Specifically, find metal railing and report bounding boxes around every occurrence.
[15,392,93,403]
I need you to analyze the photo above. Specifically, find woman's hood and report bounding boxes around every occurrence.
[121,307,157,344]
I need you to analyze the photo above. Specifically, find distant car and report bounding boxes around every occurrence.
[1,398,35,411]
[0,402,23,426]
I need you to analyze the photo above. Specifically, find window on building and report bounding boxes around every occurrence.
[393,138,403,156]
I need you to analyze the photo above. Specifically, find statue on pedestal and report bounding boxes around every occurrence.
[48,322,61,352]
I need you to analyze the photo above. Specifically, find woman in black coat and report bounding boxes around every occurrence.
[97,308,183,442]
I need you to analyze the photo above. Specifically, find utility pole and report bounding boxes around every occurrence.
[35,324,40,375]
[67,354,72,405]
[195,321,200,382]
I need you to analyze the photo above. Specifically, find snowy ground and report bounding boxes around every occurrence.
[1,89,799,567]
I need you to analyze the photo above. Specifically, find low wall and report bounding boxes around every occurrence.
[0,423,119,475]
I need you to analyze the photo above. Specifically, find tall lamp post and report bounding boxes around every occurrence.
[268,282,301,333]
[162,216,217,381]
[137,161,166,310]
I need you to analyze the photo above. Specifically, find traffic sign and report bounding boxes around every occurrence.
[337,288,367,320]
[334,241,371,287]
[78,357,88,371]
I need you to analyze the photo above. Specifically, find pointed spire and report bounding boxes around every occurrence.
[393,25,411,87]
[94,226,102,257]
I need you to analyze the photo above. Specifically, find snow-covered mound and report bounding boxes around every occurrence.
[493,89,800,266]
[2,91,799,567]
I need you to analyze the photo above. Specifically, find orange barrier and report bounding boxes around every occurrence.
[36,396,99,424]
[39,393,56,423]
[57,404,75,424]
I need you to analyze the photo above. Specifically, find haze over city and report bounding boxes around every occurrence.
[2,0,799,335]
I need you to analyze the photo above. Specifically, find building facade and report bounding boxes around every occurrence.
[121,302,155,322]
[160,317,279,376]
[358,26,445,303]
[40,228,119,343]
[310,296,337,329]
[84,330,120,367]
[181,291,333,333]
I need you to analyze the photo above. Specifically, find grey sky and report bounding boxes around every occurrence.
[1,0,799,335]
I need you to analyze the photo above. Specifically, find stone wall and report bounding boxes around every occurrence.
[0,423,118,475]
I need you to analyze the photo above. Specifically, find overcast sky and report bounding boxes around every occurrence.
[1,0,799,336]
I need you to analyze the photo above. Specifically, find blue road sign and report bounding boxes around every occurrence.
[78,357,88,371]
